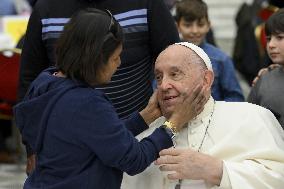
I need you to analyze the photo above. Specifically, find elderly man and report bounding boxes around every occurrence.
[121,42,284,189]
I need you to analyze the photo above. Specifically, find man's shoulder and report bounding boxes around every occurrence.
[34,0,79,18]
[215,101,270,116]
[217,100,264,108]
[213,101,280,132]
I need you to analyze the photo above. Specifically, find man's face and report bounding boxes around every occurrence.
[266,33,284,65]
[154,46,205,118]
[177,17,210,46]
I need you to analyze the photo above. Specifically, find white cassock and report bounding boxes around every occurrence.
[122,97,284,189]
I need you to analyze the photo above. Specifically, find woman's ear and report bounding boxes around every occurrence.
[203,70,214,90]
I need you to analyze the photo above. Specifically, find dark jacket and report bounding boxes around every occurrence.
[14,67,172,189]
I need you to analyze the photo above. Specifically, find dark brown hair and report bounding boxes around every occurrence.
[175,0,208,23]
[55,8,123,86]
[265,8,284,36]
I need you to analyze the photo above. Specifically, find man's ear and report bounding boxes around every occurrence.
[203,70,214,90]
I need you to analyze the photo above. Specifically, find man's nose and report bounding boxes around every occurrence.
[159,78,172,91]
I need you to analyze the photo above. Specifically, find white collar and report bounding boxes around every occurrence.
[189,96,215,126]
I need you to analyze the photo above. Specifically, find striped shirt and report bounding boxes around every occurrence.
[19,0,179,118]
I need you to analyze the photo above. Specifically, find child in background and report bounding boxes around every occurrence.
[248,8,284,128]
[175,0,244,102]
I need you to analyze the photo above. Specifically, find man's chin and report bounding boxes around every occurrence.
[161,108,174,119]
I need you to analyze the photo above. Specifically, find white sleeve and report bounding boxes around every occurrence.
[216,107,284,189]
[220,160,284,189]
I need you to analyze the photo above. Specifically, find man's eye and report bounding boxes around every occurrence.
[171,73,177,77]
[171,72,182,80]
[266,36,271,41]
[155,75,163,85]
[155,75,162,81]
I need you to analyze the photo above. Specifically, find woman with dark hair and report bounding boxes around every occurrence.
[19,0,180,174]
[14,8,206,189]
[54,9,123,86]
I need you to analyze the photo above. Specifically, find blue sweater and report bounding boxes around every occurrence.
[14,68,173,189]
[200,42,244,102]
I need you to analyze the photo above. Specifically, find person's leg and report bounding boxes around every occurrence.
[0,120,14,163]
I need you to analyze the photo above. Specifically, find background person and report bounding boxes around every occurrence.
[233,0,283,85]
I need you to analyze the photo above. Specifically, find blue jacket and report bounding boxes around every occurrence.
[200,42,244,102]
[14,67,172,189]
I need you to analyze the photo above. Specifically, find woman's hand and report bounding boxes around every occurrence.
[140,90,162,125]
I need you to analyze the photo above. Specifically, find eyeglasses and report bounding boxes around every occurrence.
[105,9,114,31]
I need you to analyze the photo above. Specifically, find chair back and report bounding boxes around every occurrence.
[0,49,21,118]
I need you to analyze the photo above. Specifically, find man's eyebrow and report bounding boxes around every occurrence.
[154,69,160,73]
[154,66,183,72]
[170,66,182,72]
